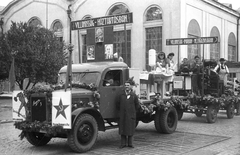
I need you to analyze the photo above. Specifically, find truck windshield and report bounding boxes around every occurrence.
[58,72,99,85]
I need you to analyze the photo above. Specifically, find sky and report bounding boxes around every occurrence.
[0,0,239,10]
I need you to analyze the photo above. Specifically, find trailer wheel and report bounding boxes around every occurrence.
[226,104,235,119]
[68,114,98,153]
[206,105,218,123]
[177,109,184,120]
[195,110,203,117]
[154,107,178,134]
[25,132,51,146]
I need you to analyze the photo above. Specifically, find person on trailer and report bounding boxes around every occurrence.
[167,52,176,73]
[116,78,140,149]
[179,58,191,73]
[213,58,229,86]
[191,55,203,95]
[156,51,170,72]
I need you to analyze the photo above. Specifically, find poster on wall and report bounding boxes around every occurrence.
[12,90,27,121]
[104,44,113,59]
[87,45,95,60]
[95,27,104,43]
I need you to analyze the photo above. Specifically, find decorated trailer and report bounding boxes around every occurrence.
[170,60,240,123]
[12,61,179,153]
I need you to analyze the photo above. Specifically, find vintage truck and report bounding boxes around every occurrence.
[13,61,178,153]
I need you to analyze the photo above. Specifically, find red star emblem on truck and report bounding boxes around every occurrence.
[54,98,69,119]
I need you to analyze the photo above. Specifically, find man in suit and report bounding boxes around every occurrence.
[116,78,140,148]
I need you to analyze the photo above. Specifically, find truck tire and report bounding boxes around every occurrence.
[226,104,235,119]
[195,109,203,117]
[177,109,184,120]
[25,132,51,146]
[206,105,217,123]
[154,107,178,134]
[68,114,98,153]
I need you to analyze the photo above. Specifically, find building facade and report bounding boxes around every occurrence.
[0,0,239,71]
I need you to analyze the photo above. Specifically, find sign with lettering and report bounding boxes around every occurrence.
[166,37,218,45]
[71,13,133,30]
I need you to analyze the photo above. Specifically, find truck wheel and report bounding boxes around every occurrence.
[154,107,178,134]
[226,104,235,119]
[25,132,51,146]
[68,114,98,153]
[206,105,218,123]
[195,110,203,117]
[177,110,184,120]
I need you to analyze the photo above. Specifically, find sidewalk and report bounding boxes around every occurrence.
[0,92,12,99]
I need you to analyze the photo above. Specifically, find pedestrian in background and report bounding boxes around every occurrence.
[116,78,140,149]
[213,58,229,86]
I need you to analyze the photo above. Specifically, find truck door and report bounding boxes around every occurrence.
[99,69,124,119]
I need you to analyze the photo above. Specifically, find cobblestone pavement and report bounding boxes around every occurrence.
[0,98,240,155]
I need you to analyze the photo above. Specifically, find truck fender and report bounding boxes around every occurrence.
[72,107,105,131]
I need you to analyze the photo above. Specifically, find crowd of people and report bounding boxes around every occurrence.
[155,51,230,95]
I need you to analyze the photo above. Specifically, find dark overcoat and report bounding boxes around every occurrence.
[116,89,140,136]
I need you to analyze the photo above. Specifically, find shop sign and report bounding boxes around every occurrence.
[71,13,133,30]
[166,37,218,45]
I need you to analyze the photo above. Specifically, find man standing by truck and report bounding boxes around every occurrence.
[116,78,140,149]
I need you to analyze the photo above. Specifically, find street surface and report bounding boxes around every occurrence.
[0,98,240,155]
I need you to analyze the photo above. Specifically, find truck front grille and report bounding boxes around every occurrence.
[30,94,50,122]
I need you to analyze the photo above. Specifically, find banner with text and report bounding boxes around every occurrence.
[71,13,133,30]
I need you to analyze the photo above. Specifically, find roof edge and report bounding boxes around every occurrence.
[0,0,21,15]
[202,0,240,17]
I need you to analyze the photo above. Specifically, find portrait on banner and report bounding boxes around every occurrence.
[105,44,113,60]
[87,45,95,60]
[95,27,104,43]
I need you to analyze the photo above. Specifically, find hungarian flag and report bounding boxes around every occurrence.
[9,58,16,91]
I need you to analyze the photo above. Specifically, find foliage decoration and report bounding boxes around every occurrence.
[14,121,65,138]
[53,83,97,91]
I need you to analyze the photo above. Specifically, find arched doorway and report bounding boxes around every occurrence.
[228,32,237,61]
[210,27,220,60]
[187,19,201,60]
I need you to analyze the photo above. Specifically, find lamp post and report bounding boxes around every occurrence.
[67,5,72,44]
[65,4,73,91]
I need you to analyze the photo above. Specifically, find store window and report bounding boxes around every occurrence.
[210,27,220,60]
[108,3,131,66]
[28,17,42,27]
[113,30,131,66]
[82,34,87,63]
[228,32,237,62]
[187,19,201,60]
[144,5,163,71]
[81,16,92,63]
[52,20,63,42]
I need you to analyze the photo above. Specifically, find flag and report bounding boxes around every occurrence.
[9,58,16,91]
[65,49,72,91]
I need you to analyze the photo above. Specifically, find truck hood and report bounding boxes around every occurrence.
[53,88,93,96]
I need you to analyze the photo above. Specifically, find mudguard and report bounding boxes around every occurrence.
[72,107,105,131]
